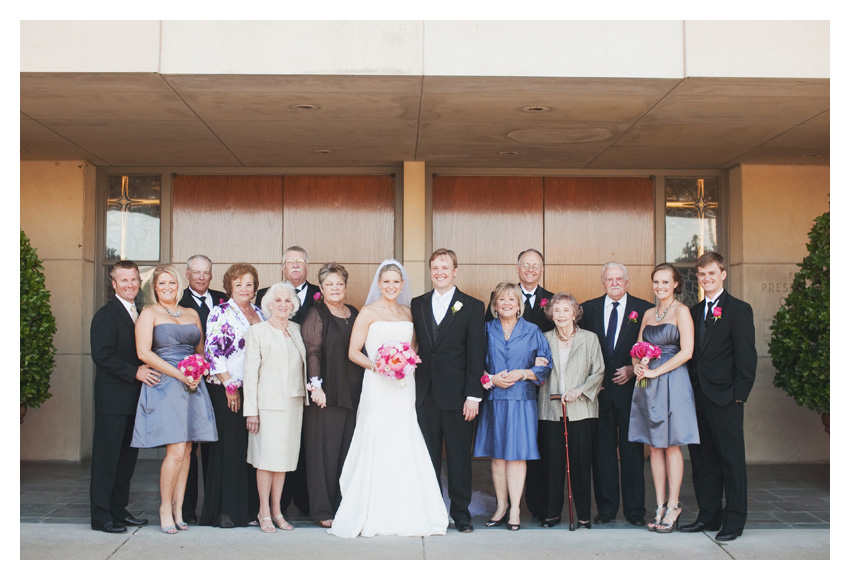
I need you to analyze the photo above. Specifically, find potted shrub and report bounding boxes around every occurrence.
[20,231,57,423]
[768,210,829,432]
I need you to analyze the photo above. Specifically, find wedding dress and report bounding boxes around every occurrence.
[329,320,448,538]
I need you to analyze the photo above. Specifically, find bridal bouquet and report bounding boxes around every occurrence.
[629,342,662,389]
[374,341,421,384]
[177,354,210,395]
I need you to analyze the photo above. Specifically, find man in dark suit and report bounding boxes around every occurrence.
[256,245,318,515]
[488,249,554,521]
[582,262,653,526]
[90,261,160,533]
[177,254,227,524]
[681,252,757,542]
[412,249,486,533]
[256,245,320,325]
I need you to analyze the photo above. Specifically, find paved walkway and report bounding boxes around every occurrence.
[20,459,829,560]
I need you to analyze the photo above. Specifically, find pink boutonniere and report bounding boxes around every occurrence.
[712,306,722,322]
[539,298,548,308]
[313,291,323,302]
[480,373,492,390]
[628,311,639,323]
[219,298,225,305]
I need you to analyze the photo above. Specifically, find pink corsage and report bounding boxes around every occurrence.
[225,379,242,394]
[628,311,639,323]
[712,306,722,322]
[480,373,492,390]
[539,298,548,308]
[313,292,323,302]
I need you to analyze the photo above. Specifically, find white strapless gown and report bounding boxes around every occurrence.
[329,321,448,538]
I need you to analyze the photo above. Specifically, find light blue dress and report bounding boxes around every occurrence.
[473,318,552,461]
[131,324,218,448]
[628,323,699,448]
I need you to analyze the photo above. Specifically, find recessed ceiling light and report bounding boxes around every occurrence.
[802,153,823,158]
[521,106,551,113]
[290,104,319,111]
[313,149,333,154]
[498,151,520,156]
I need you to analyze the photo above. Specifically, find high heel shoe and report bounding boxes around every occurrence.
[507,521,521,531]
[259,516,276,533]
[656,503,682,533]
[541,517,561,528]
[273,514,294,531]
[647,503,667,532]
[485,513,508,528]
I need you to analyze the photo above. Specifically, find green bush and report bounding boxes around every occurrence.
[20,231,57,408]
[768,211,829,414]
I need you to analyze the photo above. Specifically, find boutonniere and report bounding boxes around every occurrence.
[539,298,548,308]
[628,311,639,324]
[712,306,722,322]
[451,301,463,314]
[219,298,225,305]
[313,291,323,303]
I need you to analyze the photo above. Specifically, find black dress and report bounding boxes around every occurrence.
[301,302,364,523]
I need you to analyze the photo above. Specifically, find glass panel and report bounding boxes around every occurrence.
[106,175,161,261]
[675,265,700,308]
[665,177,719,264]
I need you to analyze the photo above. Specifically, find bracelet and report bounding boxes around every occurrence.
[522,369,528,381]
[308,376,323,392]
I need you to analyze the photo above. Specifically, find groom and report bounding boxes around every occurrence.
[412,249,486,533]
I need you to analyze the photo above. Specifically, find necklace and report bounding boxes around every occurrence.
[268,317,290,336]
[655,300,675,322]
[501,320,516,340]
[327,303,350,325]
[556,326,577,342]
[163,305,181,318]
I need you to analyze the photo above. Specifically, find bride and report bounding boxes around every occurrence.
[329,260,448,538]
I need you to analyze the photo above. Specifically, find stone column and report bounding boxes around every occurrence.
[403,161,427,296]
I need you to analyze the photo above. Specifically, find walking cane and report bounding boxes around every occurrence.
[554,396,576,531]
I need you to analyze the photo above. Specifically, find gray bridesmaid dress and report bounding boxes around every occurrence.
[131,324,218,448]
[628,323,699,448]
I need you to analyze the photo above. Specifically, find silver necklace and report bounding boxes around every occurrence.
[163,305,182,318]
[655,300,675,322]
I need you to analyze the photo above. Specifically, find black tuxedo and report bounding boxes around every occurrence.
[256,280,319,513]
[89,297,143,528]
[485,285,555,333]
[581,293,653,521]
[411,288,486,526]
[177,286,226,520]
[688,291,757,534]
[256,281,320,326]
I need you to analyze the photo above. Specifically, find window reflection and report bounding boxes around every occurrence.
[106,175,161,261]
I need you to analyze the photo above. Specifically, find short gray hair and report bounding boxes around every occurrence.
[261,281,300,320]
[186,254,212,270]
[601,262,629,280]
[283,246,309,264]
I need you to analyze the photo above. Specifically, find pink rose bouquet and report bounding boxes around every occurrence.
[177,353,210,395]
[629,341,662,388]
[374,341,421,385]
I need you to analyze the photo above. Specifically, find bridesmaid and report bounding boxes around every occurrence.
[300,263,365,528]
[200,263,263,528]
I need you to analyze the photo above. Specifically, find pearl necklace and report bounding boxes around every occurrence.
[655,300,675,322]
[556,326,577,342]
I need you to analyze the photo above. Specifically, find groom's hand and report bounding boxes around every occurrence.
[462,399,479,421]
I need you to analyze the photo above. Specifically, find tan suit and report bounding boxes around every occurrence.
[538,328,604,422]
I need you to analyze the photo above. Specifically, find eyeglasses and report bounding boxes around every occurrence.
[520,263,542,271]
[284,259,307,265]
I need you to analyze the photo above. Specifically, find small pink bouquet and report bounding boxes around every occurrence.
[629,342,662,388]
[374,341,421,384]
[177,353,210,395]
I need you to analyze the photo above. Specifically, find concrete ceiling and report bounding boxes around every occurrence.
[20,73,830,169]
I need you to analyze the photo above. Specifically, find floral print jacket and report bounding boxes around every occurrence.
[204,298,264,386]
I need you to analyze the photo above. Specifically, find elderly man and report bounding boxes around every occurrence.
[256,245,320,325]
[177,254,227,524]
[681,252,757,542]
[581,262,653,526]
[90,261,160,533]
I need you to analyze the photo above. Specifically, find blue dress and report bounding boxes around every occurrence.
[131,324,218,448]
[473,318,552,461]
[628,323,699,448]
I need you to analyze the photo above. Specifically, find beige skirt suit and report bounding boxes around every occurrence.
[243,320,309,472]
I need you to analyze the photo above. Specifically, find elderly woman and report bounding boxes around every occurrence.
[474,282,552,531]
[243,281,308,532]
[199,263,263,529]
[300,263,365,528]
[537,293,604,529]
[131,265,217,534]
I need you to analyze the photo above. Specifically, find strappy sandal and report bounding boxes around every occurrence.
[656,503,682,533]
[319,519,333,528]
[259,516,276,533]
[273,514,294,531]
[647,502,667,532]
[161,525,178,534]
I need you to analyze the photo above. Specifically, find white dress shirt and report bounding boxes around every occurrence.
[294,282,308,306]
[115,295,138,322]
[604,294,627,348]
[704,288,725,320]
[190,290,213,311]
[520,285,538,309]
[431,286,456,325]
